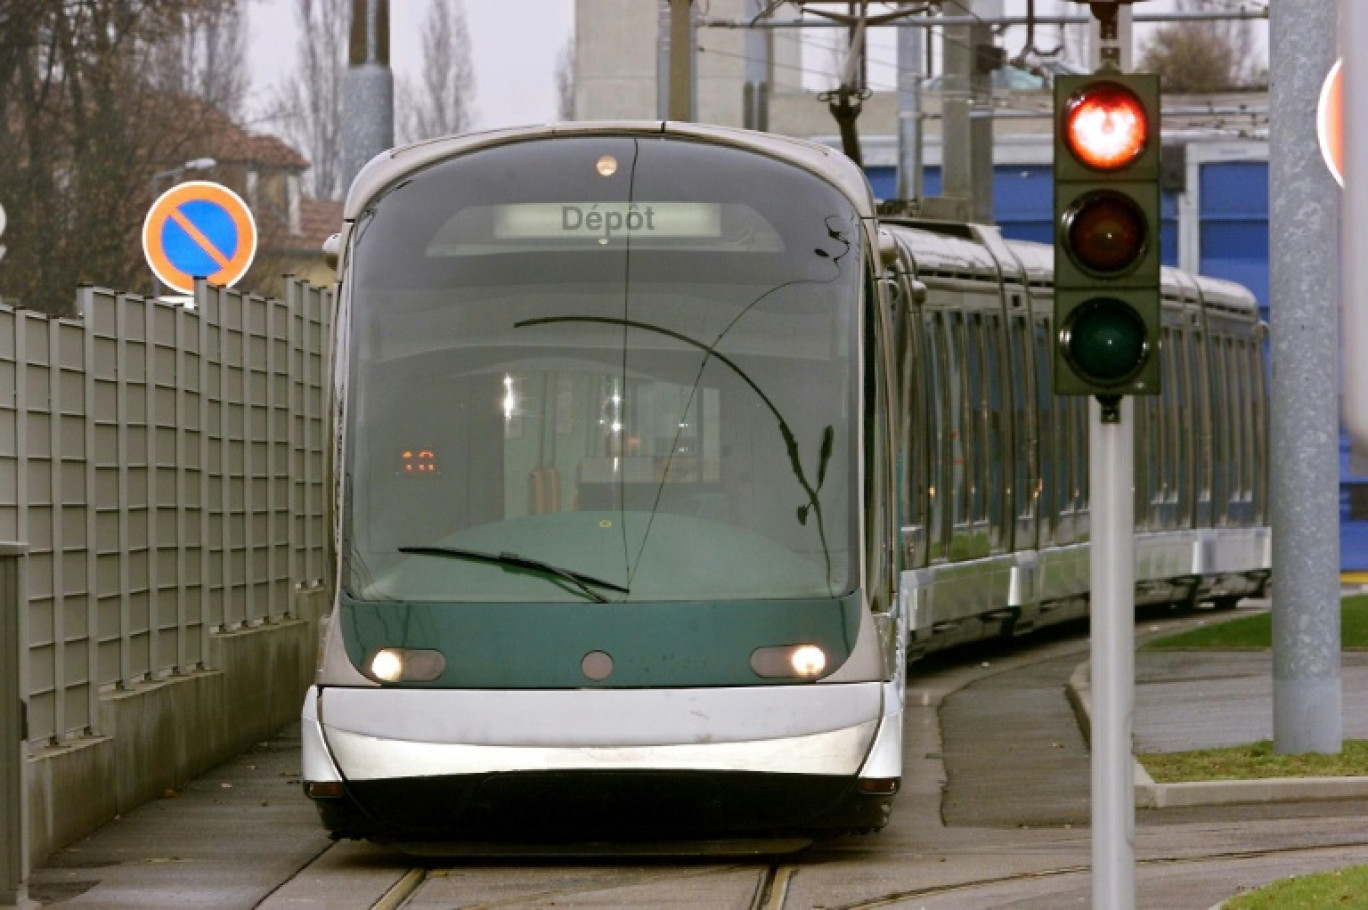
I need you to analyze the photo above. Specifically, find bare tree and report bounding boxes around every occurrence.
[1137,0,1265,92]
[271,0,348,199]
[396,0,475,145]
[145,0,249,120]
[0,0,223,314]
[555,36,574,121]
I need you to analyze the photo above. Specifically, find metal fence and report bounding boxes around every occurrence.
[0,279,331,748]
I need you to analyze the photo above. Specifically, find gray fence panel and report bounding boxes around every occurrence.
[0,279,331,747]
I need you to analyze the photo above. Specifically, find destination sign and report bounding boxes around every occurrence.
[494,202,721,243]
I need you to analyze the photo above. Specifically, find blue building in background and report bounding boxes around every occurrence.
[860,141,1365,573]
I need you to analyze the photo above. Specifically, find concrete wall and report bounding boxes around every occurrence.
[0,278,332,870]
[25,586,326,866]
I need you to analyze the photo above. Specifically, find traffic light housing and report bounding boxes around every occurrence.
[1053,73,1161,396]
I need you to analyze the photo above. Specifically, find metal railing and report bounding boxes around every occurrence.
[0,279,330,748]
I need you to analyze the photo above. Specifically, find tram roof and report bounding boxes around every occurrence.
[1003,237,1260,317]
[342,121,879,223]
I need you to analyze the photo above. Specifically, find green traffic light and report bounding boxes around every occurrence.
[1063,298,1149,386]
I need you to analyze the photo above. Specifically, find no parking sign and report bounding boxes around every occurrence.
[142,181,257,295]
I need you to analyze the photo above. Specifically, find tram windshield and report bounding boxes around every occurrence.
[344,134,863,603]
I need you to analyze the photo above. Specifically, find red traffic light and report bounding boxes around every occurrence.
[1062,191,1148,276]
[1061,82,1149,171]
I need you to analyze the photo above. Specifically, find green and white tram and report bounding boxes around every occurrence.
[301,123,907,844]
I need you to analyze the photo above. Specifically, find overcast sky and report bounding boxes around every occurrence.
[244,1,1267,131]
[245,0,576,132]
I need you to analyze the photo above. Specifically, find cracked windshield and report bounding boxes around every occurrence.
[346,135,863,603]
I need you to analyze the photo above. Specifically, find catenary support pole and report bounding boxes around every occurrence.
[941,3,973,212]
[669,0,695,121]
[657,0,671,119]
[895,9,924,201]
[341,0,394,191]
[1270,0,1341,755]
[743,0,770,131]
[969,0,999,223]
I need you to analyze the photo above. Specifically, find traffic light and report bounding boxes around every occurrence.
[1053,73,1161,396]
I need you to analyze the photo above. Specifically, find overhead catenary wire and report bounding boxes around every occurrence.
[691,0,1268,136]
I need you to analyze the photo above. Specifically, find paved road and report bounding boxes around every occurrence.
[24,605,1368,909]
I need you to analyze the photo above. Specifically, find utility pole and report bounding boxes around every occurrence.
[667,0,695,121]
[895,11,924,200]
[941,2,972,216]
[341,0,394,191]
[744,0,771,131]
[1270,0,1341,754]
[941,0,998,223]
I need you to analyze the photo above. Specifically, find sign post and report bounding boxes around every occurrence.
[141,181,257,300]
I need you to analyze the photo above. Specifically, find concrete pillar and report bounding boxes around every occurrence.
[341,0,394,192]
[1270,0,1341,754]
[1,543,29,907]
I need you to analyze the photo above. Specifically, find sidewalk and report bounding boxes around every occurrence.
[24,726,330,908]
[1070,609,1368,809]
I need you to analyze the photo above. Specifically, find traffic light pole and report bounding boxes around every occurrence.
[1090,395,1135,910]
[1066,5,1144,908]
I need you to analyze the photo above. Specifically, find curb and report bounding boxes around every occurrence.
[1066,661,1368,809]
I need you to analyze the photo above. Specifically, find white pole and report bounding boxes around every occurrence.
[1090,396,1135,910]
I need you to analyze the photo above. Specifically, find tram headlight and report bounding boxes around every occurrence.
[750,644,829,679]
[367,648,446,683]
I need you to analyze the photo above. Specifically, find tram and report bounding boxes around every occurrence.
[300,121,1270,846]
[301,122,907,844]
[880,218,1269,657]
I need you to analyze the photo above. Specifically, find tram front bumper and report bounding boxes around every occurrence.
[301,683,897,839]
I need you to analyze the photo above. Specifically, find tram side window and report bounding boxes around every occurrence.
[1067,394,1089,538]
[1008,313,1037,551]
[1210,332,1239,521]
[1191,321,1215,522]
[923,311,949,562]
[899,281,931,568]
[1238,337,1257,505]
[1033,316,1057,546]
[1171,326,1196,528]
[1133,363,1157,529]
[1228,337,1247,506]
[1248,337,1270,523]
[950,311,989,560]
[864,268,896,609]
[1207,335,1226,519]
[1218,335,1241,516]
[978,312,1008,554]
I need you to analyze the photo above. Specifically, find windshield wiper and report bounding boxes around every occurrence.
[396,546,629,603]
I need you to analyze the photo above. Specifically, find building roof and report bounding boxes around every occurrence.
[298,197,344,249]
[192,102,310,170]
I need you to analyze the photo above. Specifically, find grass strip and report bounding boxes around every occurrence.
[1139,739,1368,783]
[1141,594,1368,650]
[1222,862,1368,909]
